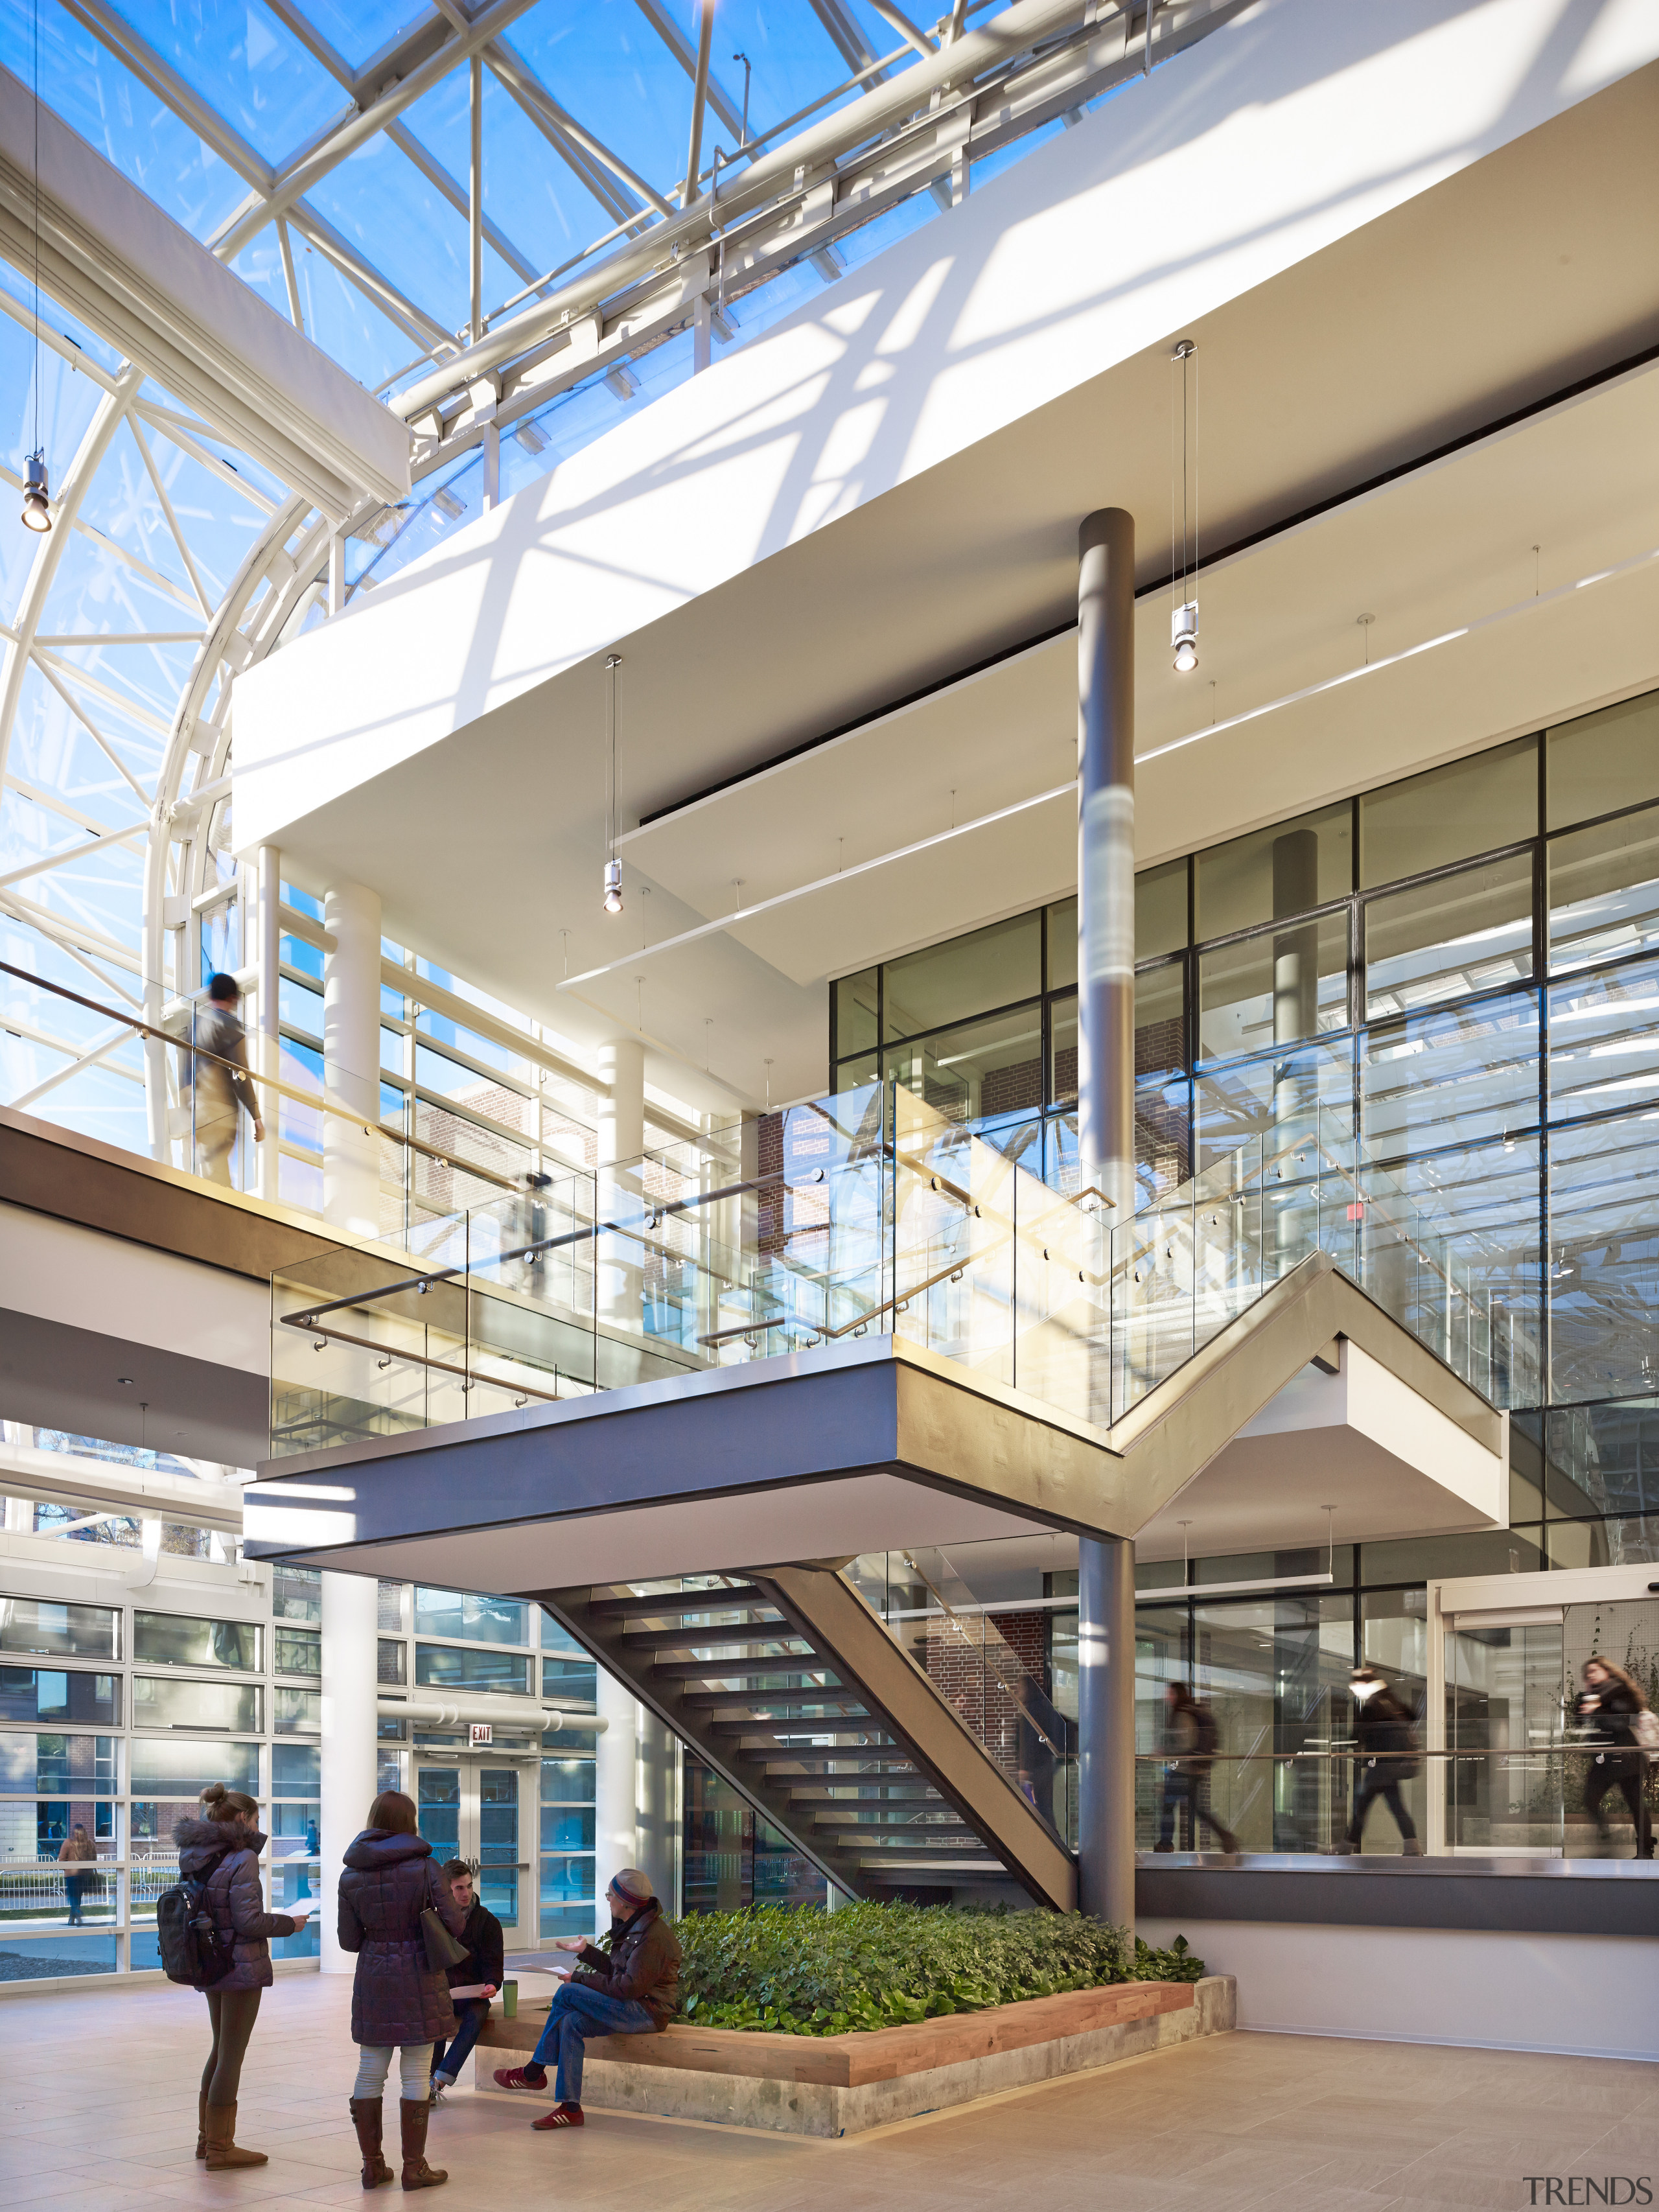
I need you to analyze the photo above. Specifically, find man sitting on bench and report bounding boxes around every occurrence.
[493,1867,681,2132]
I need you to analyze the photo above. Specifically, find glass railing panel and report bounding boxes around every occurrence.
[734,1084,892,1358]
[1132,1745,1657,1860]
[888,1088,1014,1390]
[888,1548,1077,1846]
[463,1172,599,1413]
[271,1073,1554,1458]
[1111,1138,1266,1417]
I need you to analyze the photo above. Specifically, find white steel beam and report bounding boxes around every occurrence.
[0,67,410,515]
[211,0,548,262]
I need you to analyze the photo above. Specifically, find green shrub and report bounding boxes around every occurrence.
[673,1902,1204,2036]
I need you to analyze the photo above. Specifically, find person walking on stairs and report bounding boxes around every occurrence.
[493,1868,680,2133]
[176,1783,312,2170]
[339,1791,469,2191]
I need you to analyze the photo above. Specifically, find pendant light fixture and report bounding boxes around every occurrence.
[1170,338,1198,671]
[602,651,623,913]
[21,0,52,534]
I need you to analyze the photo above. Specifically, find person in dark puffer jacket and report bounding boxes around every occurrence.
[175,1782,312,2171]
[339,1791,467,2192]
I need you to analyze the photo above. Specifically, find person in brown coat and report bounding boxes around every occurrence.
[57,1822,97,1924]
[493,1867,681,2134]
[174,1783,316,2169]
[338,1791,467,2191]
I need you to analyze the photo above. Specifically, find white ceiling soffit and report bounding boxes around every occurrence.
[0,65,410,517]
[1134,1343,1505,1563]
[267,1471,1047,1591]
[616,360,1659,984]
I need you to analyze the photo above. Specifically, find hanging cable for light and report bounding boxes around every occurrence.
[21,0,51,534]
[602,651,623,913]
[1170,338,1198,671]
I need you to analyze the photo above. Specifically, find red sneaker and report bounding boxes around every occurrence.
[493,2067,549,2093]
[531,2104,585,2132]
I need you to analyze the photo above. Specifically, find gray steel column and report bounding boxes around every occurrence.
[1076,507,1136,1214]
[1076,1530,1136,1930]
[1076,507,1137,1933]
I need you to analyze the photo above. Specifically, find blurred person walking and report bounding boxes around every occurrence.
[1153,1683,1238,1855]
[492,1867,680,2134]
[339,1791,468,2190]
[1573,1656,1654,1857]
[175,1782,313,2169]
[58,1821,96,1925]
[428,1861,504,2099]
[184,973,264,1186]
[1340,1666,1422,1855]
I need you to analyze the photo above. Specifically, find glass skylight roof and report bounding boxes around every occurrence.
[0,0,1117,1152]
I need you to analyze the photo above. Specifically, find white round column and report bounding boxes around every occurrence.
[320,1570,379,1973]
[594,1664,637,1922]
[322,880,382,1238]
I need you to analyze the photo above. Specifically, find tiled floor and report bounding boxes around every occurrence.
[1,1971,1654,2212]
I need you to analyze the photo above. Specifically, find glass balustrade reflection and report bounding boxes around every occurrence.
[270,1078,1540,1460]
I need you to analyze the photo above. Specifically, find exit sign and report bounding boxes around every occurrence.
[469,1723,492,1747]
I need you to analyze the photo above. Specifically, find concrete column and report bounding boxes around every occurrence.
[255,845,282,1204]
[1076,1531,1136,1933]
[1076,507,1137,1934]
[320,1570,378,1973]
[597,1037,645,1165]
[323,881,382,1239]
[594,1664,638,1920]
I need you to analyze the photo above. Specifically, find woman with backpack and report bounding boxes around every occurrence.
[1339,1666,1423,1854]
[1573,1656,1654,1857]
[1152,1682,1239,1854]
[174,1782,316,2169]
[338,1789,468,2192]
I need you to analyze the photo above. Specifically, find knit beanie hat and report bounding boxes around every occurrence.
[609,1867,655,1904]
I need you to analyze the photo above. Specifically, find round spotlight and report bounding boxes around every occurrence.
[603,857,623,914]
[1174,637,1198,673]
[21,453,51,534]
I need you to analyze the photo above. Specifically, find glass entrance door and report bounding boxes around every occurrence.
[415,1759,526,1935]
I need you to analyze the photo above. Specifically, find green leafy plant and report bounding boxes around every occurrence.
[673,1902,1204,2036]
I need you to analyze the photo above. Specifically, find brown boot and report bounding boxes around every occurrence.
[351,2097,395,2189]
[197,2089,208,2160]
[203,2104,267,2170]
[399,2099,447,2191]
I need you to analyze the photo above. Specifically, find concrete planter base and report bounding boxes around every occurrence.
[476,1974,1236,2137]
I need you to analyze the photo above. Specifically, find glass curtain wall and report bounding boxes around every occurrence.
[830,686,1659,1571]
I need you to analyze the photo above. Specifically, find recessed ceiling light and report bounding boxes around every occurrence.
[118,1377,135,1386]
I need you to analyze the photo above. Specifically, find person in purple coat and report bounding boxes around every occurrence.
[174,1782,316,2170]
[339,1791,468,2191]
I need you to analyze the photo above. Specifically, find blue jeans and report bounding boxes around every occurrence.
[527,1983,656,2106]
[432,1999,489,2084]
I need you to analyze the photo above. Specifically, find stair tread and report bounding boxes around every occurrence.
[650,1653,824,1682]
[587,1585,773,1620]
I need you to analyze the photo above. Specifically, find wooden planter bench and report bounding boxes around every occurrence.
[472,1973,1236,2136]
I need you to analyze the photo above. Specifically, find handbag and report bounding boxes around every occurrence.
[422,1906,469,1972]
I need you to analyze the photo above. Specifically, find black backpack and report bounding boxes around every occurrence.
[157,1872,235,1987]
[1191,1703,1221,1759]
